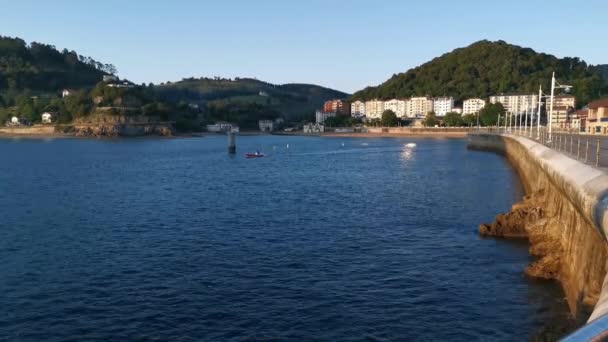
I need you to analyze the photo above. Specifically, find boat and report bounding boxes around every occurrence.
[405,143,417,148]
[245,152,265,158]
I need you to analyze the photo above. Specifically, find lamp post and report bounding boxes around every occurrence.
[524,108,528,136]
[548,72,573,142]
[497,113,500,131]
[537,85,542,140]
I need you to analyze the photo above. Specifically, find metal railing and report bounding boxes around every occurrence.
[477,125,608,169]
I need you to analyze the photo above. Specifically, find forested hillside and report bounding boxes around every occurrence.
[352,40,607,106]
[156,77,348,121]
[0,36,114,97]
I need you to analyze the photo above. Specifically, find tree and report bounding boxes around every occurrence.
[381,109,398,127]
[443,112,463,127]
[462,113,476,126]
[479,103,506,126]
[423,112,440,127]
[64,90,92,118]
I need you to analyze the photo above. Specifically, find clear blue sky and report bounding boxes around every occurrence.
[1,0,606,93]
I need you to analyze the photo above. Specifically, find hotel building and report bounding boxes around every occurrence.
[489,94,539,114]
[432,97,454,116]
[463,98,486,114]
[351,101,366,117]
[383,99,408,118]
[406,97,433,118]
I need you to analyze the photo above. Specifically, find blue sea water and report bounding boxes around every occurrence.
[0,136,572,341]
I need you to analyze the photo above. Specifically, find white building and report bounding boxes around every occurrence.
[365,100,385,119]
[384,99,408,118]
[41,112,53,124]
[62,89,73,98]
[489,94,538,114]
[207,122,237,133]
[433,97,454,116]
[407,97,433,118]
[259,120,274,132]
[453,107,463,114]
[316,110,336,124]
[463,98,486,114]
[10,116,19,125]
[103,75,119,82]
[351,101,366,117]
[303,123,324,133]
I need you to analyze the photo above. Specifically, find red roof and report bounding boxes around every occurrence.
[575,108,589,117]
[588,98,608,110]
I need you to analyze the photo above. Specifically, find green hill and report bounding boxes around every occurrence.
[156,77,349,120]
[0,36,115,97]
[352,40,607,106]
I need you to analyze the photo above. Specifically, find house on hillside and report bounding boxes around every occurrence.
[207,122,238,133]
[41,112,53,124]
[103,75,119,83]
[8,116,30,126]
[303,123,324,133]
[259,120,274,132]
[62,89,74,98]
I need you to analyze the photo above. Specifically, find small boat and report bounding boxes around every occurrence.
[245,152,265,158]
[405,143,417,148]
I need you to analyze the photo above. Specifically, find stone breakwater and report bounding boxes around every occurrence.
[69,124,173,137]
[468,133,608,322]
[0,123,174,138]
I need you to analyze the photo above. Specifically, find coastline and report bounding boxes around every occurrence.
[0,129,471,140]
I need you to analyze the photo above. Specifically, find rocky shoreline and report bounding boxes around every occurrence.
[479,190,564,280]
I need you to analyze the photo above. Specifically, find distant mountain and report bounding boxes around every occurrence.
[352,40,608,106]
[156,77,349,120]
[0,36,115,96]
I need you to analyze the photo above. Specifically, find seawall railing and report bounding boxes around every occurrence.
[476,126,608,169]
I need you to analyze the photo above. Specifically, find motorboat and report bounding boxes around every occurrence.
[245,152,265,158]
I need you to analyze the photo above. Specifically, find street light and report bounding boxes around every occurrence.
[548,72,573,142]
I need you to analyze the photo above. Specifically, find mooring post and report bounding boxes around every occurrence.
[228,131,236,154]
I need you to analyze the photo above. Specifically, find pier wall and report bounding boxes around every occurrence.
[468,133,608,322]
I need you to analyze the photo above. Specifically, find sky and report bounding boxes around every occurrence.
[1,0,606,94]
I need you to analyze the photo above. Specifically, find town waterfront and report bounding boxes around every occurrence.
[0,136,575,340]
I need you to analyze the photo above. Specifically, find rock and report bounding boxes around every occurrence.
[526,254,561,280]
[478,200,542,238]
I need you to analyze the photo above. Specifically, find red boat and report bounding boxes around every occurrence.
[245,152,265,158]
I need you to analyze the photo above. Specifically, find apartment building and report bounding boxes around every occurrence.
[351,100,366,117]
[489,94,538,114]
[463,98,486,114]
[315,110,336,124]
[586,98,608,134]
[383,99,408,118]
[432,97,454,116]
[323,99,351,116]
[406,97,433,118]
[365,99,385,119]
[548,95,576,127]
